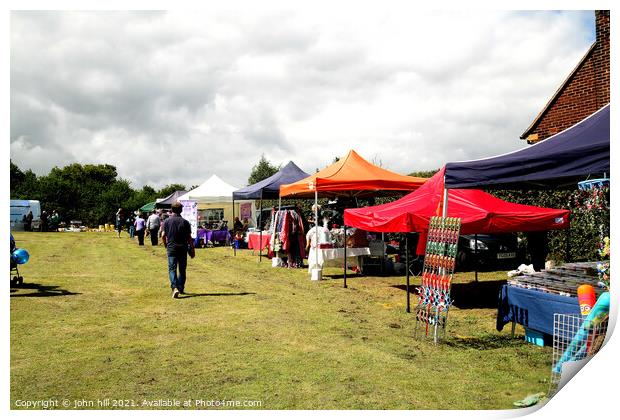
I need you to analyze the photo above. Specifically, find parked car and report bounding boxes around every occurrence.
[456,233,520,271]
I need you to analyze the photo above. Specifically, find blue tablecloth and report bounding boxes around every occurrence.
[496,285,580,335]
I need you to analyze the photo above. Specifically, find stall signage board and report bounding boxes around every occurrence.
[240,202,252,221]
[180,200,198,239]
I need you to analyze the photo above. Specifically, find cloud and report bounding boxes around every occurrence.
[10,9,595,189]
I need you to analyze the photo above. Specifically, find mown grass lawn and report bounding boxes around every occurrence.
[10,231,551,410]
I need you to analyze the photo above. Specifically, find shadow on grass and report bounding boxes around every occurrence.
[10,283,81,298]
[444,334,523,350]
[451,280,506,309]
[322,273,365,280]
[177,292,256,299]
[391,279,507,309]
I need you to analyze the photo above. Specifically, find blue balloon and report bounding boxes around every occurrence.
[12,248,29,265]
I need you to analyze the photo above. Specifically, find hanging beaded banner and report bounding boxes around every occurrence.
[414,216,461,344]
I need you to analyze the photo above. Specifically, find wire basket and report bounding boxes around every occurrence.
[549,313,608,396]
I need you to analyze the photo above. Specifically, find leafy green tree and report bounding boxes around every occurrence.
[408,169,439,178]
[121,185,157,212]
[248,154,280,186]
[157,184,187,199]
[35,163,120,225]
[10,160,39,199]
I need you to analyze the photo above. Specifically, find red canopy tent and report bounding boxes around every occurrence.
[344,167,570,254]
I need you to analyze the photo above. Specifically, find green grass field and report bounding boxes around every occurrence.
[10,231,551,410]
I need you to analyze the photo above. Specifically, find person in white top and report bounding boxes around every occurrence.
[146,211,162,246]
[306,220,332,250]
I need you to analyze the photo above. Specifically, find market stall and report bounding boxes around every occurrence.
[233,161,309,259]
[344,167,571,312]
[178,175,255,232]
[280,149,427,284]
[442,104,610,365]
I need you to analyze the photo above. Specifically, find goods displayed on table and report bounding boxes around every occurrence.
[414,216,461,344]
[306,227,373,274]
[506,262,607,297]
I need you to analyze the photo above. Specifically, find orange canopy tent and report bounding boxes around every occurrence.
[279,149,427,287]
[279,150,427,198]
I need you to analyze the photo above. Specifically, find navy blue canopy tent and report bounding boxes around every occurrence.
[232,161,309,258]
[444,104,610,190]
[155,190,188,209]
[233,161,310,200]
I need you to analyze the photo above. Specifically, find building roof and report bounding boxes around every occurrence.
[520,42,597,140]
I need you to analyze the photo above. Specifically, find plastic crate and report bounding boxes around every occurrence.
[525,328,545,346]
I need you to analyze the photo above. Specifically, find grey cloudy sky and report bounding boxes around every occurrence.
[10,9,595,189]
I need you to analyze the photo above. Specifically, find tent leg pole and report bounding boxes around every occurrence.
[314,189,320,281]
[406,234,410,313]
[381,232,385,276]
[233,199,236,256]
[258,196,263,262]
[566,225,571,263]
[344,224,347,288]
[442,181,448,218]
[474,233,478,282]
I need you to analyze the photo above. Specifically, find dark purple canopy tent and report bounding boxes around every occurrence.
[444,104,610,190]
[155,190,188,209]
[232,161,310,258]
[443,103,609,267]
[233,161,310,200]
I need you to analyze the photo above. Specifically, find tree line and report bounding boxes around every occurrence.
[10,160,186,227]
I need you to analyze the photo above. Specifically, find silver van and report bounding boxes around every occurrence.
[10,200,41,231]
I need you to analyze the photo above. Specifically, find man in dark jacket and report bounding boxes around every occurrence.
[162,202,195,298]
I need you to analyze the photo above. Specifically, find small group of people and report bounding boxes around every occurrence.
[21,211,34,231]
[116,208,170,246]
[39,209,61,232]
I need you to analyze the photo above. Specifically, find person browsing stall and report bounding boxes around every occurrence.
[306,221,332,251]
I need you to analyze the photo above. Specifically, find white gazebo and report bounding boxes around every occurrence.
[178,175,255,228]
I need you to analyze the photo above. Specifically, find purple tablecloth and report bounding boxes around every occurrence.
[207,230,230,243]
[195,229,230,246]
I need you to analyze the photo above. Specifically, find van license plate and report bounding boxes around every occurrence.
[497,252,516,259]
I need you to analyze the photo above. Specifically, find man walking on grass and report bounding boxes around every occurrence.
[162,202,195,298]
[147,210,161,246]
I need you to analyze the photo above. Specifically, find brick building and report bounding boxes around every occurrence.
[521,10,610,144]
